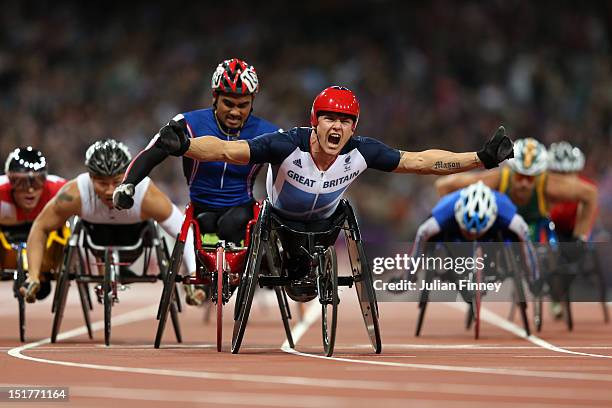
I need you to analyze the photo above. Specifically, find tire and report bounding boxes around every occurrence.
[154,240,183,348]
[320,246,338,357]
[51,246,74,343]
[103,249,113,347]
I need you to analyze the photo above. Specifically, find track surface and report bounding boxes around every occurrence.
[1,280,611,407]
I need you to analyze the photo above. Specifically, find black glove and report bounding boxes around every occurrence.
[477,126,514,169]
[154,120,190,156]
[113,183,135,210]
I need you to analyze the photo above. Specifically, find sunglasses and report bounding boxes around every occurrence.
[513,173,536,183]
[8,172,46,191]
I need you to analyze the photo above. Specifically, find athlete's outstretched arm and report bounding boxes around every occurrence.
[26,181,81,284]
[185,138,251,164]
[393,126,513,175]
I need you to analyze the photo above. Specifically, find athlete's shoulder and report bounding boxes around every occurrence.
[177,109,215,136]
[493,190,516,212]
[45,174,67,194]
[345,135,400,172]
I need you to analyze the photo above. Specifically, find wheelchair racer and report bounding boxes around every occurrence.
[407,181,539,285]
[20,139,196,303]
[547,142,597,241]
[435,138,598,244]
[1,147,67,301]
[114,85,514,300]
[118,58,280,305]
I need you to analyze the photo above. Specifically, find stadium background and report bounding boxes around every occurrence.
[1,0,610,242]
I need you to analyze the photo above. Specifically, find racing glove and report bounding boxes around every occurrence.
[477,126,514,169]
[154,120,191,157]
[113,183,135,210]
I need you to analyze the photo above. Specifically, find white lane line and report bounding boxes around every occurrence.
[281,303,612,382]
[446,303,612,360]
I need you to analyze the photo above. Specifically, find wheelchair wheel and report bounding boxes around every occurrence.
[216,246,224,352]
[231,204,266,354]
[154,239,184,349]
[504,245,530,336]
[472,246,484,340]
[345,235,382,354]
[15,246,27,342]
[51,245,75,343]
[77,281,93,339]
[320,246,338,357]
[415,270,433,337]
[103,248,114,346]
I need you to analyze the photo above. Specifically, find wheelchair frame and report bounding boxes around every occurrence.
[415,232,531,339]
[50,217,181,346]
[1,223,69,342]
[154,202,295,352]
[231,198,382,356]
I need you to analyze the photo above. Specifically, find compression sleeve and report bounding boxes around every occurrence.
[122,117,190,187]
[159,204,196,275]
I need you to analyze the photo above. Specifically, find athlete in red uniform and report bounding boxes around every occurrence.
[547,142,597,240]
[1,147,67,300]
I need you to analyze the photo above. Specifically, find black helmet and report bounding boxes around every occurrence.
[85,139,132,176]
[4,146,47,175]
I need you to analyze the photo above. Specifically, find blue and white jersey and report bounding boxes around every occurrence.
[177,108,279,208]
[248,127,400,220]
[413,189,530,245]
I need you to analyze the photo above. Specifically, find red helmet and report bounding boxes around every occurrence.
[310,86,360,130]
[211,58,259,95]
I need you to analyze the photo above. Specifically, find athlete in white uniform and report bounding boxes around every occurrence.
[21,139,195,303]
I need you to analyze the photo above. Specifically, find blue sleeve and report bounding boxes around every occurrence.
[494,191,517,229]
[355,136,401,172]
[431,191,461,229]
[247,129,298,165]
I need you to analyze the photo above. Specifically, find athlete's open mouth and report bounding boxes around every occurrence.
[328,133,341,146]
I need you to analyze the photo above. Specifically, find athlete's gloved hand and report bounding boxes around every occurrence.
[113,183,135,210]
[477,126,514,169]
[184,284,207,306]
[154,120,190,156]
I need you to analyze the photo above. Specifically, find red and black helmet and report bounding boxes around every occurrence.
[211,58,259,96]
[310,86,360,130]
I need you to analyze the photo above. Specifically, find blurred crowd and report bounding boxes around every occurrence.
[1,0,611,241]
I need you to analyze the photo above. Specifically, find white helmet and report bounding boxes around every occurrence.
[548,141,585,173]
[454,181,498,237]
[508,138,548,176]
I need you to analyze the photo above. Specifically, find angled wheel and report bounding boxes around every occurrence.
[216,246,224,352]
[266,232,294,348]
[77,282,93,339]
[504,245,530,336]
[103,248,114,346]
[51,245,75,343]
[320,246,338,357]
[415,270,433,337]
[154,239,184,348]
[15,246,27,342]
[345,234,381,354]
[231,203,267,354]
[472,246,484,340]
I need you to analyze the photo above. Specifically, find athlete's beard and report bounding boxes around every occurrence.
[214,112,242,138]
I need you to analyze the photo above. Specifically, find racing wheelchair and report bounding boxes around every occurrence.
[414,231,532,340]
[0,222,69,341]
[154,202,295,352]
[231,199,382,357]
[51,218,181,346]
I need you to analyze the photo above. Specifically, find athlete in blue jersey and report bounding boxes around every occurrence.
[408,182,539,281]
[114,86,514,282]
[117,58,279,305]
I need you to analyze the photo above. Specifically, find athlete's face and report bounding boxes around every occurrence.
[12,185,44,212]
[91,173,125,209]
[314,113,355,156]
[510,172,536,203]
[214,93,253,130]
